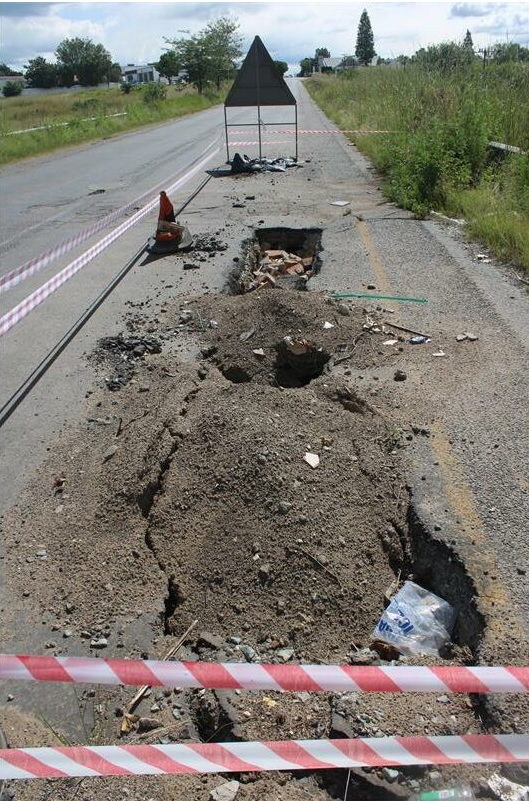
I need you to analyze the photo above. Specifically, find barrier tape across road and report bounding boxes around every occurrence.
[0,138,219,296]
[0,142,219,338]
[2,655,528,693]
[1,734,527,779]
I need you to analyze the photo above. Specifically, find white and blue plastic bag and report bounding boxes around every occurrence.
[373,580,456,656]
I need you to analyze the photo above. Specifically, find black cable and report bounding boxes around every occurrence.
[0,174,213,429]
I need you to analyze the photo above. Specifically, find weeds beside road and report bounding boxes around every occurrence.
[307,64,529,271]
[0,84,226,165]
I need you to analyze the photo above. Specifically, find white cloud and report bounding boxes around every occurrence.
[449,3,504,18]
[1,14,106,67]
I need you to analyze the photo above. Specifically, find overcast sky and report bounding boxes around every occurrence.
[1,1,528,73]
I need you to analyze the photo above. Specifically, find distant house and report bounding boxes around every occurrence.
[0,74,25,89]
[314,56,358,74]
[121,64,160,85]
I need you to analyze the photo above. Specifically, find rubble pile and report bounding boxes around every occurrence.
[246,244,315,291]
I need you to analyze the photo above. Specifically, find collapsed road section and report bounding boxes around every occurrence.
[3,288,526,800]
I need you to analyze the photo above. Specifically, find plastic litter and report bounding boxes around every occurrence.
[323,321,334,329]
[410,336,429,344]
[410,789,475,801]
[488,773,529,801]
[330,200,350,207]
[230,153,302,174]
[373,580,456,656]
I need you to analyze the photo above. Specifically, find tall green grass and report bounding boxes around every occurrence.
[0,84,226,165]
[307,64,529,271]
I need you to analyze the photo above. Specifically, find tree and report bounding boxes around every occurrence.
[315,47,330,59]
[108,62,122,83]
[169,34,211,93]
[166,16,241,93]
[274,60,288,75]
[355,9,376,66]
[156,51,181,84]
[0,63,23,76]
[24,56,58,88]
[463,29,473,50]
[491,42,529,63]
[2,80,24,97]
[55,37,113,86]
[204,16,242,90]
[299,57,313,76]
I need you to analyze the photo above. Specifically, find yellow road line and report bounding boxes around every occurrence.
[430,422,525,644]
[355,218,396,307]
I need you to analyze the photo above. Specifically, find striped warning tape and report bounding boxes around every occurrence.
[229,129,394,135]
[1,734,527,779]
[0,143,219,339]
[0,137,219,296]
[2,655,528,693]
[228,140,292,146]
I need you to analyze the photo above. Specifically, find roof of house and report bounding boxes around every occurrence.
[321,57,343,69]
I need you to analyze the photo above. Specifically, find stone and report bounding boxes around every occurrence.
[382,767,400,783]
[436,694,450,703]
[276,648,294,662]
[464,331,478,341]
[337,303,351,316]
[65,602,75,613]
[139,384,150,393]
[103,446,118,463]
[63,629,73,638]
[198,631,224,650]
[240,644,256,662]
[209,780,240,801]
[429,770,442,784]
[138,717,162,732]
[394,369,407,382]
[90,637,108,649]
[277,501,292,515]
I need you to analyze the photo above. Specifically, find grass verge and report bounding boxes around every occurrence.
[306,65,529,271]
[0,84,226,165]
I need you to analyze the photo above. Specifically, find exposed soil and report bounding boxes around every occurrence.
[0,290,520,800]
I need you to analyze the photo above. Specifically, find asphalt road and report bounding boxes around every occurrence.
[1,76,528,685]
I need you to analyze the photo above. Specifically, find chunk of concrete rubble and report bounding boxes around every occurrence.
[210,780,240,801]
[197,631,224,650]
[137,717,162,732]
[276,647,294,662]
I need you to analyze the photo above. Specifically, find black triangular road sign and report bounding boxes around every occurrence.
[225,36,296,107]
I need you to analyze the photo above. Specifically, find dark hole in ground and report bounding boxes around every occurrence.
[274,338,331,387]
[228,227,323,294]
[164,576,186,635]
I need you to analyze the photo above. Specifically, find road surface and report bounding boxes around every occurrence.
[1,78,528,753]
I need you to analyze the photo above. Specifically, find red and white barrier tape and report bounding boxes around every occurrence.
[2,655,527,693]
[0,144,219,338]
[228,140,292,146]
[229,129,394,135]
[0,138,218,295]
[1,734,527,779]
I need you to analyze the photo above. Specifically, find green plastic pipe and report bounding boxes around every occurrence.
[332,293,429,303]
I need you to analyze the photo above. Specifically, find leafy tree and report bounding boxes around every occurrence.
[170,34,211,93]
[491,42,529,63]
[355,9,376,66]
[463,29,473,50]
[55,37,113,86]
[156,51,181,84]
[24,56,58,88]
[0,63,23,76]
[166,16,241,93]
[315,47,330,59]
[298,57,313,76]
[413,42,474,71]
[274,60,288,75]
[108,62,122,83]
[2,80,24,97]
[204,16,242,90]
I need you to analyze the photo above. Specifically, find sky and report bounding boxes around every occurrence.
[1,0,528,74]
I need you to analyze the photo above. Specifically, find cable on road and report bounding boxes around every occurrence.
[0,175,213,429]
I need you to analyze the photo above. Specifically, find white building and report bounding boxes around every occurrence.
[121,64,160,85]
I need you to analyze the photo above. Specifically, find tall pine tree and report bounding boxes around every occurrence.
[355,9,376,66]
[463,29,474,49]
